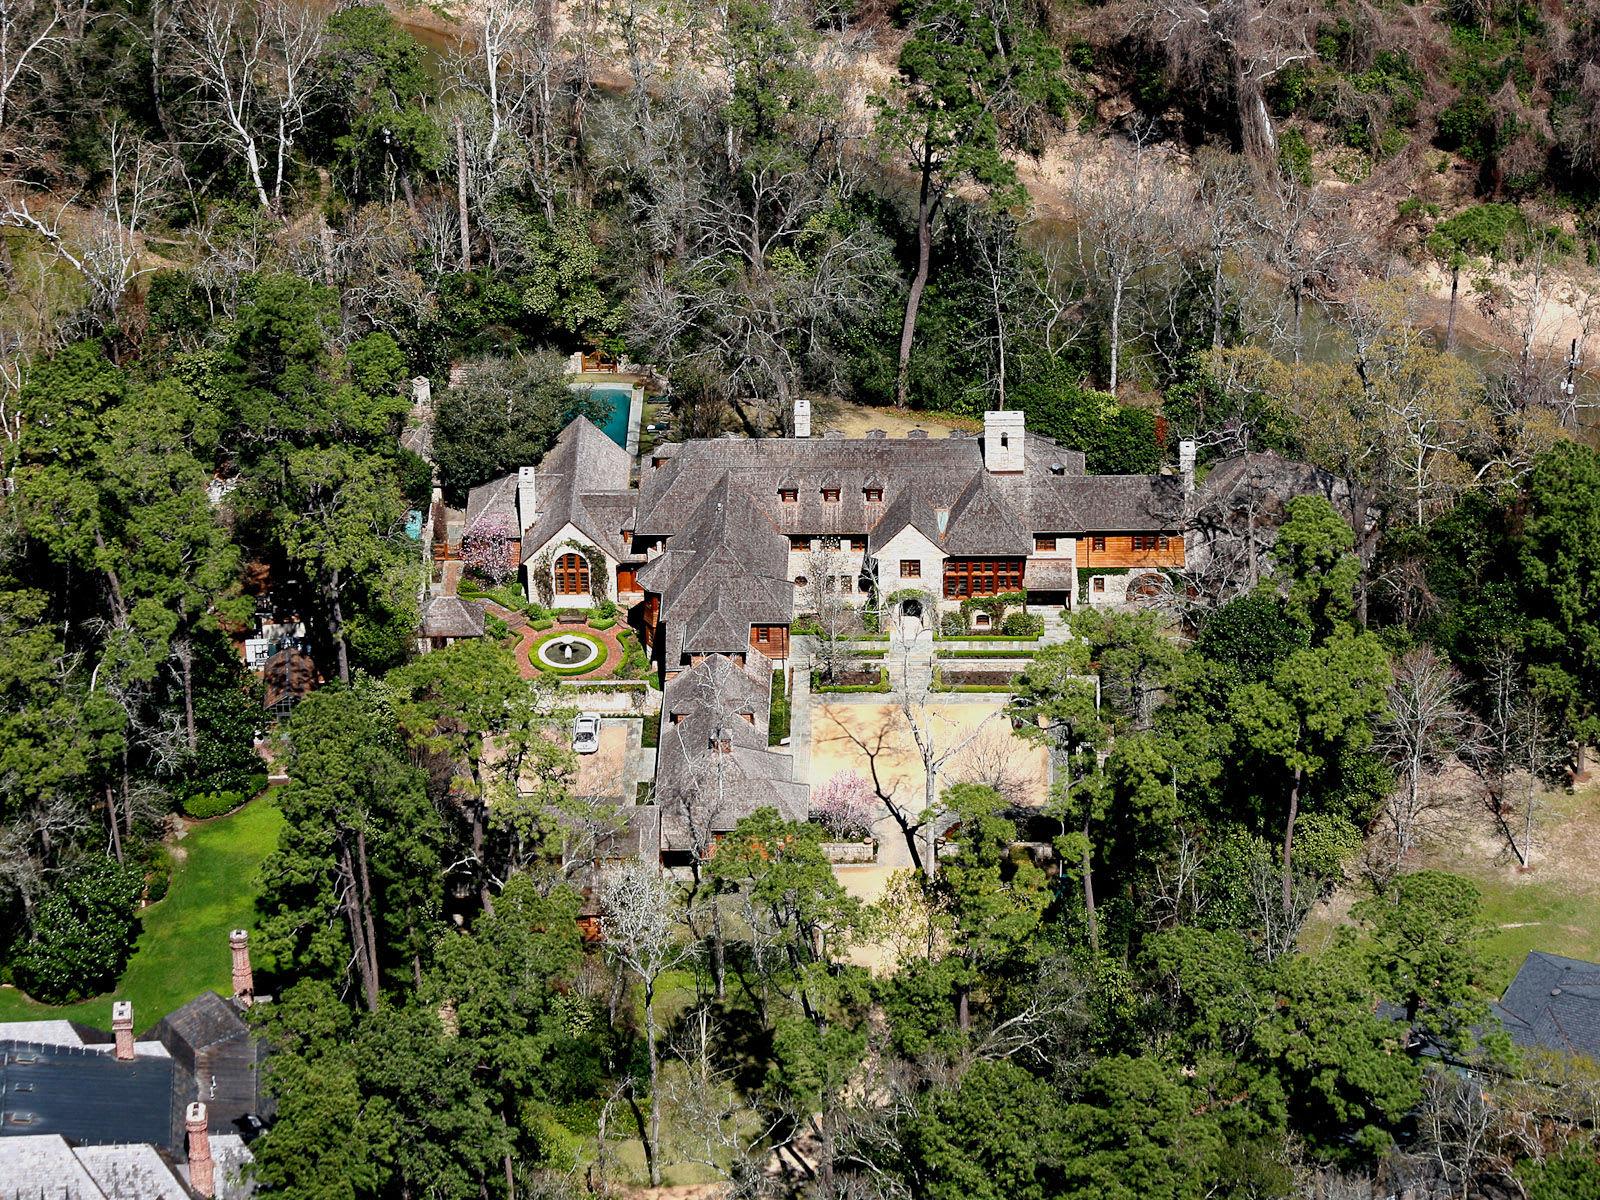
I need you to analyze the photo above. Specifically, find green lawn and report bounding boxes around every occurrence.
[0,793,284,1026]
[1307,786,1600,995]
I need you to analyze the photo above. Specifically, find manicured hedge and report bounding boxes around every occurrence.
[529,630,607,676]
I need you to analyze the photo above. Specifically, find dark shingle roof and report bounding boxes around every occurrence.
[1494,951,1600,1060]
[464,474,518,534]
[637,477,793,664]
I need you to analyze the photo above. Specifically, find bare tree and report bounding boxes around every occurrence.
[1128,0,1318,166]
[1417,1069,1497,1200]
[1064,130,1177,393]
[600,860,694,1188]
[1463,649,1566,867]
[799,544,862,682]
[1,121,172,319]
[259,0,326,209]
[175,0,272,209]
[0,0,90,132]
[1371,647,1472,884]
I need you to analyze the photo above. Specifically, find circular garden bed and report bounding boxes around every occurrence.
[529,629,611,677]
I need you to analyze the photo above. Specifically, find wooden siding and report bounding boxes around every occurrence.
[1075,534,1185,569]
[750,625,790,658]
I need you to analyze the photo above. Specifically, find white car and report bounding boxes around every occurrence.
[572,712,602,755]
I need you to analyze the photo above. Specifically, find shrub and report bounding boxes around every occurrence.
[593,598,618,621]
[183,790,248,820]
[590,617,617,631]
[1001,612,1045,637]
[485,614,512,641]
[144,846,174,904]
[811,771,878,841]
[940,611,967,636]
[15,856,145,1003]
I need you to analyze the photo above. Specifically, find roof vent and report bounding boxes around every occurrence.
[1050,462,1065,476]
[1552,987,1563,996]
[948,430,967,439]
[866,429,886,440]
[823,430,844,439]
[907,428,927,440]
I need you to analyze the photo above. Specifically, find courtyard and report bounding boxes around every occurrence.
[805,693,1050,903]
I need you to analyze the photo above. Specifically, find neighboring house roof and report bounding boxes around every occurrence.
[0,1041,179,1153]
[1494,951,1600,1060]
[654,652,808,853]
[0,1133,252,1200]
[420,595,487,640]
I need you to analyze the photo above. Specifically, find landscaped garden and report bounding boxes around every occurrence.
[0,793,285,1025]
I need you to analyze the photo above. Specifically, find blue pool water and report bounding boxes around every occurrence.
[570,383,634,450]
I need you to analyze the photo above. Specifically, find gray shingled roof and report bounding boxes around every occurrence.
[637,477,793,665]
[654,653,808,852]
[464,474,518,534]
[420,596,487,639]
[518,418,636,564]
[1494,951,1600,1060]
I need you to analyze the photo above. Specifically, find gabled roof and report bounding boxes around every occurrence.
[420,596,487,639]
[654,653,808,852]
[464,474,518,534]
[1494,951,1600,1060]
[518,417,637,563]
[638,478,793,664]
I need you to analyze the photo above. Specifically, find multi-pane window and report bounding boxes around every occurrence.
[790,535,810,551]
[900,559,921,578]
[1035,535,1057,552]
[779,488,798,502]
[822,488,840,502]
[1091,576,1105,593]
[755,626,770,644]
[1159,535,1171,551]
[1091,536,1106,552]
[555,552,589,595]
[850,536,867,552]
[864,488,883,502]
[942,558,1023,598]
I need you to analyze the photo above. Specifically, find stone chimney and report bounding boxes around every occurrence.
[186,1102,214,1199]
[516,466,537,534]
[983,410,1025,474]
[112,1000,134,1061]
[410,375,431,413]
[1178,439,1197,494]
[793,397,811,439]
[230,929,254,1008]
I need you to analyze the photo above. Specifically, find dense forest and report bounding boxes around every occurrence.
[3,0,1600,1195]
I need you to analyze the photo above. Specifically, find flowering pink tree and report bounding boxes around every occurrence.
[811,770,878,842]
[461,515,516,584]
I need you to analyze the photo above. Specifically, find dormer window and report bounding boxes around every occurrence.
[864,487,882,502]
[790,535,810,551]
[822,488,840,503]
[779,488,798,503]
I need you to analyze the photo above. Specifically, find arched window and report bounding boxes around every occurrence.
[555,552,590,595]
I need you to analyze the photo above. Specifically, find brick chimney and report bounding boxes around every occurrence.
[112,1000,134,1061]
[186,1102,214,1199]
[230,928,254,1008]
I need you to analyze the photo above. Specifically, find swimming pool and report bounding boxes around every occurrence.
[570,382,639,453]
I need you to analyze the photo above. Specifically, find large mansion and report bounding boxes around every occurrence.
[466,409,1191,674]
[460,409,1193,859]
